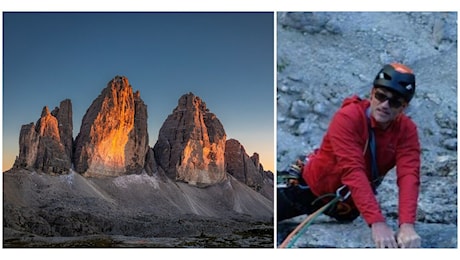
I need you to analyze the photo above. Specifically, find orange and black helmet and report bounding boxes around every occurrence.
[373,63,416,102]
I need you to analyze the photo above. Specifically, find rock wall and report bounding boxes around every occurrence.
[153,93,227,187]
[125,91,149,174]
[225,139,274,200]
[225,139,264,190]
[51,99,73,160]
[73,76,149,177]
[13,103,72,174]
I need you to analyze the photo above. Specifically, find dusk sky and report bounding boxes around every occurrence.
[2,12,275,172]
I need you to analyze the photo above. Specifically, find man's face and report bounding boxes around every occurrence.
[370,87,407,126]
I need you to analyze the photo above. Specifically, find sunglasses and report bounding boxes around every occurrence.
[374,90,405,109]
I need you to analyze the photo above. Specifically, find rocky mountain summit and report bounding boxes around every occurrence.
[153,93,227,186]
[73,76,149,177]
[276,12,457,248]
[13,100,73,174]
[4,75,273,247]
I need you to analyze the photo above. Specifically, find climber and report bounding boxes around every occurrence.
[277,63,422,248]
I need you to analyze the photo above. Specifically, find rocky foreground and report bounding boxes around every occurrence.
[277,171,457,248]
[3,169,273,248]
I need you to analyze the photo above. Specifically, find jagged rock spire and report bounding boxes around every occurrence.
[153,92,227,187]
[51,99,73,160]
[73,75,149,177]
[13,101,73,174]
[225,139,264,190]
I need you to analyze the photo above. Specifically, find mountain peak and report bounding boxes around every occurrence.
[73,76,149,177]
[13,100,72,174]
[41,106,50,117]
[154,93,227,187]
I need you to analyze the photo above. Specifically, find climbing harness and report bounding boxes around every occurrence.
[277,161,309,189]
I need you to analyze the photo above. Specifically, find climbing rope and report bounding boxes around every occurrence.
[278,196,340,248]
[279,184,351,248]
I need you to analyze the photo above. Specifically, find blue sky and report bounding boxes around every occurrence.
[2,12,274,172]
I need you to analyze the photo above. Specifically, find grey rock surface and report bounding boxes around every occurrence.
[125,90,149,174]
[277,12,457,248]
[51,99,73,160]
[3,169,273,248]
[225,140,264,189]
[278,215,456,248]
[13,105,71,174]
[153,92,227,187]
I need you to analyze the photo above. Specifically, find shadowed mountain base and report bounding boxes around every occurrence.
[3,169,273,248]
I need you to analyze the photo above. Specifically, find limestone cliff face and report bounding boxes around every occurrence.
[13,103,72,174]
[153,93,227,186]
[51,99,73,160]
[73,76,149,177]
[225,138,274,200]
[224,138,264,191]
[125,91,149,174]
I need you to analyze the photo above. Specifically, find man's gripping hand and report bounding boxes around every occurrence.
[396,223,421,248]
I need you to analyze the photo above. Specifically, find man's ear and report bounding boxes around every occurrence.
[395,99,408,116]
[400,102,409,111]
[369,87,376,100]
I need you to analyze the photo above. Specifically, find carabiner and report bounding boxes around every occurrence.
[336,185,351,201]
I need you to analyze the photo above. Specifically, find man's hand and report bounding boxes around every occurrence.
[285,160,305,186]
[396,223,421,248]
[371,222,398,248]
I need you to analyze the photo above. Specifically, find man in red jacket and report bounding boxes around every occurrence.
[277,63,421,248]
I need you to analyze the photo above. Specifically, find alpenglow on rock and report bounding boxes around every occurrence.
[73,76,149,177]
[153,92,227,187]
[13,100,73,174]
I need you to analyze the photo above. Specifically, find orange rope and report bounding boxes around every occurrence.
[278,197,338,248]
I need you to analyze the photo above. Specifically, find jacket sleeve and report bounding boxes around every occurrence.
[328,108,386,225]
[396,119,421,225]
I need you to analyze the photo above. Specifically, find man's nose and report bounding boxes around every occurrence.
[380,99,391,108]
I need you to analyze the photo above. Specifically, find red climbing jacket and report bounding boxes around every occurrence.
[302,95,421,226]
